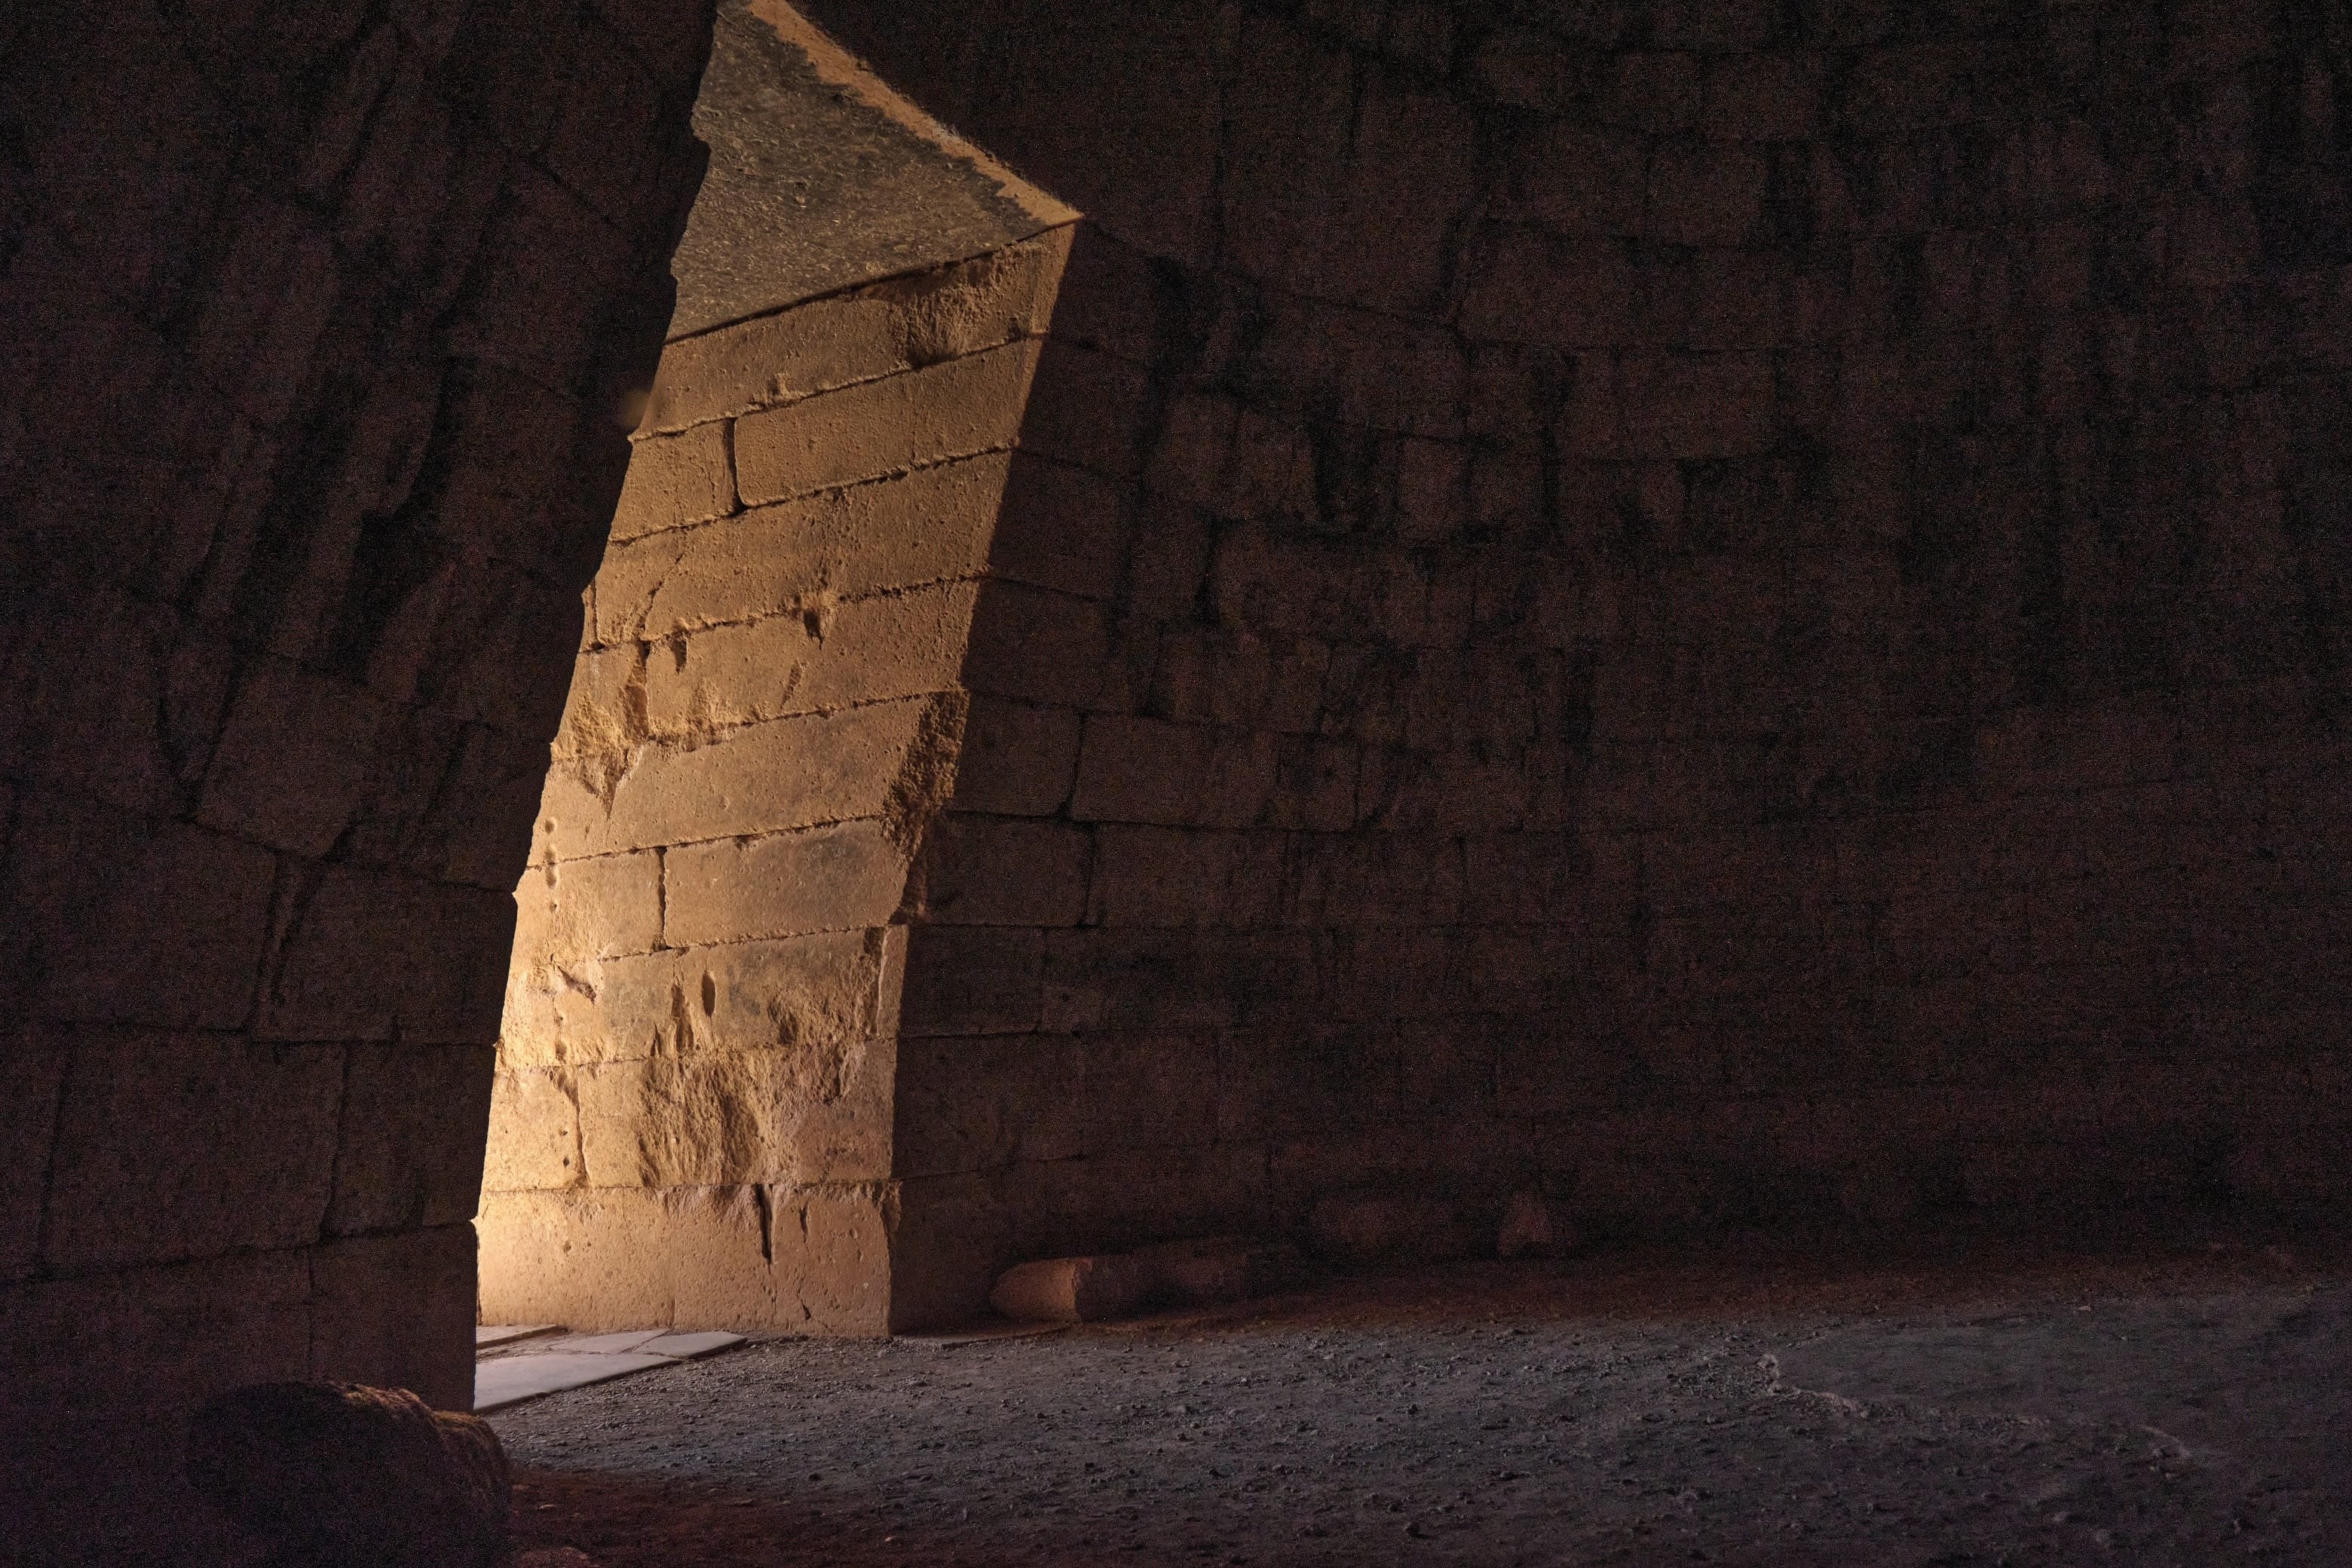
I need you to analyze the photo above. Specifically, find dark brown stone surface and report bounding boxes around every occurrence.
[185,1382,512,1568]
[0,1,716,1559]
[788,0,2352,1317]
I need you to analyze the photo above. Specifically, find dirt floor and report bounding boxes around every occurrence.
[495,1214,2352,1566]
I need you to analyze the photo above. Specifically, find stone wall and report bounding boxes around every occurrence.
[481,231,1073,1331]
[0,3,714,1559]
[797,0,2352,1303]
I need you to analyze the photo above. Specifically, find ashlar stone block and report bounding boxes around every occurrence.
[662,820,911,948]
[596,454,1009,644]
[42,1035,344,1273]
[573,1035,892,1189]
[500,928,893,1071]
[732,339,1040,506]
[534,691,962,861]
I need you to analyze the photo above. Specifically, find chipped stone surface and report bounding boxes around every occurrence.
[988,1254,1159,1324]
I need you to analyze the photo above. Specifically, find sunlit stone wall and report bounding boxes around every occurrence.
[481,233,1072,1331]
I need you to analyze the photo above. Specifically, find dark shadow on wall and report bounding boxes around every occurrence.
[0,2,721,1560]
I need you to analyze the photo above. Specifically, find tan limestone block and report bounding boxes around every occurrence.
[732,339,1040,506]
[476,1184,893,1335]
[535,692,959,862]
[596,455,1010,645]
[609,420,733,541]
[481,1067,583,1194]
[498,929,893,1071]
[646,583,979,740]
[760,1184,895,1336]
[573,1032,892,1189]
[638,232,1070,434]
[793,581,982,712]
[644,298,908,436]
[663,821,910,947]
[642,614,817,739]
[510,850,664,968]
[476,1187,683,1329]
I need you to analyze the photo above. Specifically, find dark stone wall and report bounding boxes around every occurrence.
[808,0,2352,1293]
[0,3,713,1559]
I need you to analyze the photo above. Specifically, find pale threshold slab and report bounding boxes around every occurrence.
[541,1329,669,1355]
[640,1331,747,1359]
[475,1352,675,1413]
[476,1324,563,1350]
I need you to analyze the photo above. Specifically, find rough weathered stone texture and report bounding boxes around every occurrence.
[988,1254,1158,1323]
[794,0,2352,1318]
[0,0,718,1557]
[185,1382,512,1568]
[482,5,1076,1334]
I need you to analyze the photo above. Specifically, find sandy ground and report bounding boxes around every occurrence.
[495,1216,2352,1566]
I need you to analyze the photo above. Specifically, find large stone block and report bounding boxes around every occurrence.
[0,1032,66,1281]
[0,1250,312,1563]
[896,926,1046,1037]
[42,1034,344,1273]
[259,866,516,1045]
[534,691,961,860]
[510,850,664,969]
[732,339,1040,505]
[595,455,1009,643]
[476,1183,892,1335]
[573,1034,892,1188]
[481,1067,583,1194]
[308,1224,477,1413]
[643,581,978,739]
[609,419,734,541]
[892,1033,1085,1178]
[948,697,1083,816]
[500,928,893,1070]
[9,799,278,1031]
[325,1043,496,1236]
[914,815,1092,926]
[1068,715,1217,824]
[640,231,1070,433]
[961,577,1119,709]
[664,820,911,946]
[988,449,1134,599]
[1086,825,1285,927]
[1042,928,1241,1032]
